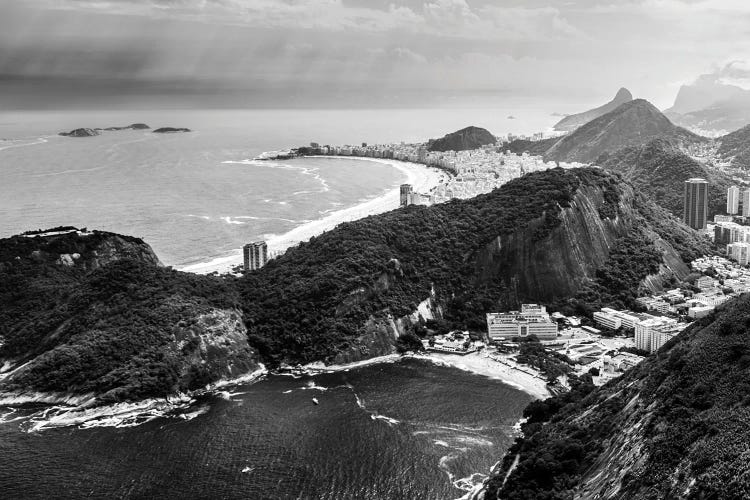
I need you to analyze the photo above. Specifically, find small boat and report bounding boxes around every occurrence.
[312,397,319,405]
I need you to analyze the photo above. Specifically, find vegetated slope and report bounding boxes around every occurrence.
[237,167,709,366]
[544,99,704,164]
[553,87,633,132]
[504,136,560,157]
[597,138,732,219]
[484,294,750,500]
[0,229,259,403]
[427,126,496,152]
[717,123,750,170]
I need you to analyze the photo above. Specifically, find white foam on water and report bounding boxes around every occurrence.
[370,414,400,426]
[301,381,328,391]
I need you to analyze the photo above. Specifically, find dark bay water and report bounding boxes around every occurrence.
[0,359,532,499]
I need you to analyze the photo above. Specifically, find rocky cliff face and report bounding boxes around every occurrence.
[0,228,260,405]
[554,87,633,132]
[473,180,690,306]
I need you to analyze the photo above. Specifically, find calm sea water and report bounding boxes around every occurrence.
[0,359,533,500]
[0,108,556,267]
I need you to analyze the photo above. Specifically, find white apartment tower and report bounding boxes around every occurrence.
[727,185,740,215]
[243,241,268,272]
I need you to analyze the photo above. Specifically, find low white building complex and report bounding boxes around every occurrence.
[486,304,558,342]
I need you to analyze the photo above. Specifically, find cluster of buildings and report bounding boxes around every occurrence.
[486,304,559,342]
[428,148,557,203]
[423,331,483,354]
[712,185,750,264]
[592,307,689,354]
[399,184,431,207]
[295,140,566,207]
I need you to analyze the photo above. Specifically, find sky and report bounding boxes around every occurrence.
[2,0,750,110]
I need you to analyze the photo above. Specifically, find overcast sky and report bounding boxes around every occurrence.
[2,0,750,109]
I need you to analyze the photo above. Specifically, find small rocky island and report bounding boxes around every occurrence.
[59,124,151,137]
[153,127,191,133]
[59,128,100,137]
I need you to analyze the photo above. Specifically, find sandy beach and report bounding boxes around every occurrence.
[179,157,447,274]
[299,351,551,400]
[414,351,551,400]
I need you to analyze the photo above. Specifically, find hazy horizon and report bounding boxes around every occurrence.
[4,1,750,111]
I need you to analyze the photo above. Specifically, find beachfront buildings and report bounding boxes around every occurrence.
[321,142,562,206]
[684,178,709,230]
[400,184,413,207]
[728,185,740,215]
[486,304,558,342]
[243,241,268,272]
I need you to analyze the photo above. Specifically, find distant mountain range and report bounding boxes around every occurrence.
[427,126,495,152]
[553,87,633,132]
[665,78,750,133]
[544,99,703,164]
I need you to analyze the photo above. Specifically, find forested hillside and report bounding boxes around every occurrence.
[597,138,732,219]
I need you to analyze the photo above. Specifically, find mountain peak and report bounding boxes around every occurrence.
[614,87,633,101]
[545,98,703,163]
[553,87,634,132]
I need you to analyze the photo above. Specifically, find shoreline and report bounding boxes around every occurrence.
[178,156,447,275]
[295,351,550,401]
[0,365,268,432]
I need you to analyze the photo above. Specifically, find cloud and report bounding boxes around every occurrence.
[27,0,584,42]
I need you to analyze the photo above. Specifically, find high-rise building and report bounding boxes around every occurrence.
[727,242,750,265]
[743,189,750,217]
[683,178,709,230]
[243,241,268,272]
[400,184,413,207]
[727,185,740,215]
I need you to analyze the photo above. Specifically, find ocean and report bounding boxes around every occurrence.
[0,359,533,499]
[0,108,555,499]
[0,108,557,268]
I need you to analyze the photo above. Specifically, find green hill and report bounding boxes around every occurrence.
[544,99,704,164]
[553,87,633,132]
[0,229,259,404]
[717,123,750,170]
[427,126,496,152]
[0,168,710,403]
[237,167,708,365]
[597,138,732,219]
